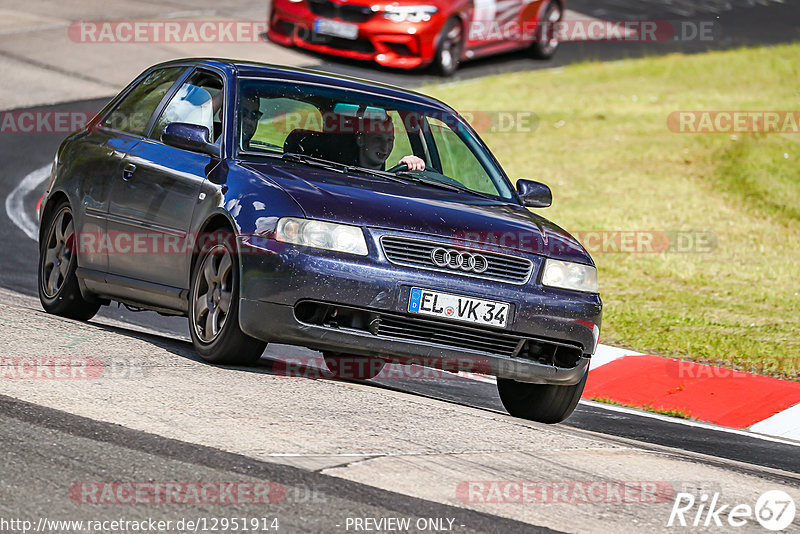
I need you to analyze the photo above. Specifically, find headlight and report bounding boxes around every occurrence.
[541,259,599,293]
[275,217,368,256]
[381,5,438,22]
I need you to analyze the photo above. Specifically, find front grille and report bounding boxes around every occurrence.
[299,30,375,53]
[380,236,534,284]
[377,313,521,357]
[294,301,585,366]
[273,20,295,36]
[307,0,375,22]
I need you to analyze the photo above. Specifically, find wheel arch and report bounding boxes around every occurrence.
[187,210,238,290]
[537,0,563,21]
[38,190,70,243]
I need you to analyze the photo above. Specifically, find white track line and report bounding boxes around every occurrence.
[5,164,49,241]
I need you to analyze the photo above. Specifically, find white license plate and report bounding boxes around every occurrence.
[314,18,359,40]
[408,287,510,328]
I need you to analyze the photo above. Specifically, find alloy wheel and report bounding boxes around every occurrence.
[192,245,234,343]
[41,208,75,298]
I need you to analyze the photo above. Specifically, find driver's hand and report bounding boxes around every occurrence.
[399,155,425,171]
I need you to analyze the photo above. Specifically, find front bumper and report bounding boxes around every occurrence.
[241,299,590,384]
[267,4,443,69]
[237,229,602,384]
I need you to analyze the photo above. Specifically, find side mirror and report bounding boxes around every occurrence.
[517,179,552,208]
[162,122,218,157]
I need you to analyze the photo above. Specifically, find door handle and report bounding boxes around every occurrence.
[122,164,136,181]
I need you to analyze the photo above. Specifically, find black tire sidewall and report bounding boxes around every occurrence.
[530,2,561,59]
[38,202,99,320]
[497,369,588,423]
[434,18,463,76]
[188,232,264,364]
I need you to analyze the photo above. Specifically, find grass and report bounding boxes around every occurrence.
[587,397,692,420]
[423,44,800,380]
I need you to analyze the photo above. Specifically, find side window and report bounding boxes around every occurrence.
[152,70,225,143]
[102,67,184,136]
[251,98,324,149]
[386,110,414,167]
[426,117,496,195]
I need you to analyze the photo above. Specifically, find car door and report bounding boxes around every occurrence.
[79,66,187,277]
[68,131,138,275]
[106,68,226,292]
[466,0,526,49]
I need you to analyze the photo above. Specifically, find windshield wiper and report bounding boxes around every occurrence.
[282,153,411,183]
[281,152,349,173]
[393,171,497,200]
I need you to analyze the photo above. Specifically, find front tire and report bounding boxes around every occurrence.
[433,18,464,76]
[38,201,100,320]
[529,1,562,59]
[188,231,266,365]
[497,370,587,424]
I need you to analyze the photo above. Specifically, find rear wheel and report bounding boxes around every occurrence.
[323,352,386,380]
[529,1,562,59]
[433,18,464,76]
[188,231,266,364]
[38,201,100,320]
[497,369,587,423]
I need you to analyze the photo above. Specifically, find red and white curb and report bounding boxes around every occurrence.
[584,345,800,443]
[456,344,800,443]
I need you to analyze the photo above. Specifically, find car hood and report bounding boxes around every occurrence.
[246,162,592,264]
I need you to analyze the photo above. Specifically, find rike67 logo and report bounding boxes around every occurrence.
[668,490,796,531]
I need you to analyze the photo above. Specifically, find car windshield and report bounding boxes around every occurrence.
[236,78,515,201]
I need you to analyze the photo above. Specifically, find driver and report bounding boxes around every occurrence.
[240,91,262,149]
[355,116,425,171]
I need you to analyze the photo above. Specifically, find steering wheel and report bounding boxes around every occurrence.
[387,162,409,173]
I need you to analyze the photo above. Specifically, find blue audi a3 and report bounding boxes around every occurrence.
[39,59,601,423]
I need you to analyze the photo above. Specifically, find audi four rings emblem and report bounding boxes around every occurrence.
[430,248,489,273]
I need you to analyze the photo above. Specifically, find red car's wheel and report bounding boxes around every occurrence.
[433,18,464,76]
[530,1,562,59]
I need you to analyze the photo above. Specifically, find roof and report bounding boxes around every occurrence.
[151,57,454,113]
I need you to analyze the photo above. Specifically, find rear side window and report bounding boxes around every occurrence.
[102,67,184,136]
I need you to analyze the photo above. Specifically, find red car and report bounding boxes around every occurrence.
[267,0,563,75]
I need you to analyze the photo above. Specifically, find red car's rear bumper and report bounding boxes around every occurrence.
[268,2,444,69]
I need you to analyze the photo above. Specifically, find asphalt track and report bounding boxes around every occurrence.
[2,94,799,477]
[0,395,555,533]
